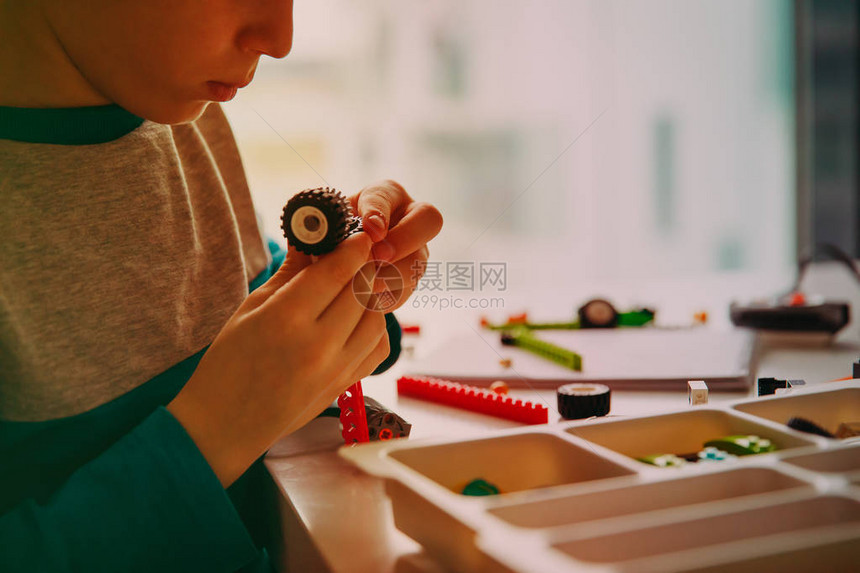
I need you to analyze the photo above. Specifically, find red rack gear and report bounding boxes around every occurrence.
[338,381,370,444]
[397,376,548,425]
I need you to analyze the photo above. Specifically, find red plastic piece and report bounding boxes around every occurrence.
[788,292,806,307]
[490,380,509,395]
[338,382,370,444]
[507,312,529,324]
[402,324,421,335]
[397,376,548,425]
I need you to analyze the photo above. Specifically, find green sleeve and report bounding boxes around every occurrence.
[373,312,402,375]
[0,407,259,573]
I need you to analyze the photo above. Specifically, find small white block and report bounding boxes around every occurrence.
[688,380,709,406]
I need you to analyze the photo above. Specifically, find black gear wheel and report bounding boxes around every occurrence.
[578,298,619,328]
[280,187,360,255]
[557,383,611,419]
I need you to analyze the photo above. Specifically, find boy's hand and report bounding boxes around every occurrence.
[168,232,389,487]
[350,180,444,310]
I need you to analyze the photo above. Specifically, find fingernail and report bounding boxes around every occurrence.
[373,241,395,262]
[364,214,386,242]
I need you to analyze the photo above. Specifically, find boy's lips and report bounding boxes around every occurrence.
[206,78,252,102]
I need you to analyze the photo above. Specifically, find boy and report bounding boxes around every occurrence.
[0,1,443,571]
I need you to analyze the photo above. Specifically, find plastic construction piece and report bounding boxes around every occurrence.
[696,447,736,463]
[506,312,529,325]
[645,448,736,467]
[496,320,580,331]
[480,300,655,332]
[757,377,805,397]
[704,435,776,456]
[578,299,619,328]
[500,328,583,371]
[489,380,509,395]
[577,299,655,329]
[280,187,362,255]
[461,479,501,496]
[557,383,611,420]
[396,376,548,425]
[402,324,421,335]
[338,382,370,444]
[320,397,412,442]
[364,396,412,441]
[729,299,850,334]
[616,308,656,327]
[693,311,709,325]
[687,380,709,406]
[758,377,787,396]
[637,453,687,468]
[787,417,835,438]
[281,187,370,445]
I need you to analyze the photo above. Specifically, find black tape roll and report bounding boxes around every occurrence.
[557,383,611,419]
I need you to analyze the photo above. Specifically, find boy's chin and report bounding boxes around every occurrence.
[129,100,212,125]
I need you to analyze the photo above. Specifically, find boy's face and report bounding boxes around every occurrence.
[46,0,294,124]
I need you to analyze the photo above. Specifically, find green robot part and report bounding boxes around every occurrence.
[500,328,583,371]
[703,435,777,456]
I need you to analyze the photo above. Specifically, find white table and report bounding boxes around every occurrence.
[264,262,860,573]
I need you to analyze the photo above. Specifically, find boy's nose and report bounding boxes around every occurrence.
[237,0,294,59]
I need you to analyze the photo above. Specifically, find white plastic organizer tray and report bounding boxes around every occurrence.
[340,380,860,572]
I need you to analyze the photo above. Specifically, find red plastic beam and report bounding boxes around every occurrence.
[338,381,370,444]
[397,376,548,425]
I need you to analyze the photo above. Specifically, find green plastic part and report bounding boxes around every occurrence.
[697,446,737,462]
[484,310,653,331]
[508,329,582,371]
[703,435,776,456]
[616,309,656,327]
[484,320,579,331]
[518,321,581,330]
[461,478,501,496]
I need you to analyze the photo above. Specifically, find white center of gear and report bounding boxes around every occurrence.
[291,205,328,244]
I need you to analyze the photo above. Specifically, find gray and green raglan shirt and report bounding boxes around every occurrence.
[0,103,400,572]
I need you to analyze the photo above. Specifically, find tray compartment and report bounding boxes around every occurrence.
[553,495,860,564]
[384,479,492,573]
[734,388,860,439]
[488,467,809,529]
[686,535,860,573]
[783,444,860,473]
[567,409,814,463]
[389,432,634,495]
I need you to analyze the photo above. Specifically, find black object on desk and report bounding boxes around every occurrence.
[730,301,850,334]
[757,377,806,397]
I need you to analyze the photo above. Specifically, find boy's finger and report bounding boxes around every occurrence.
[348,332,392,382]
[264,247,313,293]
[317,268,374,342]
[330,311,387,388]
[355,180,411,242]
[286,232,373,317]
[343,309,388,360]
[371,202,442,262]
[373,248,427,292]
[242,246,312,308]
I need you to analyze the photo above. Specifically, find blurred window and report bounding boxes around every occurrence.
[225,0,795,287]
